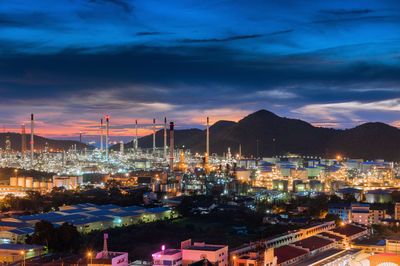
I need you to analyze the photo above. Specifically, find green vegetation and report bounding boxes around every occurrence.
[26,221,80,253]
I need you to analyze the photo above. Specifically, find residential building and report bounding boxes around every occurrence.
[181,239,228,266]
[328,203,351,223]
[153,249,182,266]
[386,235,400,255]
[395,202,400,220]
[369,207,386,224]
[350,203,370,225]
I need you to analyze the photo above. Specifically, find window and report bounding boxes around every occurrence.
[249,263,254,266]
[239,263,245,266]
[163,260,172,265]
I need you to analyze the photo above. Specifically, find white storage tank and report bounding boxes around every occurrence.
[236,168,251,181]
[10,177,17,187]
[17,177,25,187]
[33,181,40,189]
[25,177,33,188]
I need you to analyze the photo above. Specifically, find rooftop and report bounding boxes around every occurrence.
[331,224,367,237]
[0,221,30,228]
[319,232,344,241]
[146,207,170,213]
[71,215,114,226]
[153,249,181,257]
[0,243,43,251]
[274,245,308,264]
[293,236,334,251]
[184,245,225,252]
[294,249,344,266]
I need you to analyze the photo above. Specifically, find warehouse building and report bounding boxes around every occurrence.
[0,204,172,243]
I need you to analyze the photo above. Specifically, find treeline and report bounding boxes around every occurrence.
[26,221,80,253]
[0,180,150,213]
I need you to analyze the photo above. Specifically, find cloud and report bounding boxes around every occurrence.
[136,32,163,36]
[320,9,373,15]
[86,0,133,13]
[254,89,298,99]
[180,34,264,43]
[292,98,400,126]
[179,30,293,43]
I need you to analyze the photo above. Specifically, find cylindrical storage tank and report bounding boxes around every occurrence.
[236,168,251,181]
[17,177,25,187]
[40,182,47,189]
[33,181,40,188]
[47,182,53,190]
[70,176,77,189]
[10,177,17,187]
[25,177,33,188]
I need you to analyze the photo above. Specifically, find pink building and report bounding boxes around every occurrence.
[153,240,228,266]
[181,239,228,266]
[152,248,182,266]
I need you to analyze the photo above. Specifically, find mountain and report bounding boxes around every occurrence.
[5,109,400,160]
[114,109,400,161]
[0,132,91,151]
[325,122,400,160]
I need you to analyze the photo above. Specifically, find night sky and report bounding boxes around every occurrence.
[1,0,400,143]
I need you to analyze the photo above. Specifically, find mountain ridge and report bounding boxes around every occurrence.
[2,110,400,160]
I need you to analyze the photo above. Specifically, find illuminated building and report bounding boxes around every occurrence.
[181,239,228,266]
[153,248,182,266]
[0,244,46,264]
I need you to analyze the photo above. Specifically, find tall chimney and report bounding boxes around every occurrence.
[164,117,167,160]
[153,118,156,153]
[21,124,26,158]
[106,115,109,159]
[206,117,209,156]
[135,120,138,150]
[30,114,34,167]
[79,131,82,144]
[100,118,103,151]
[169,122,174,172]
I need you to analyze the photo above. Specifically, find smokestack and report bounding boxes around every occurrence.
[106,115,109,159]
[153,118,156,153]
[169,122,174,172]
[100,118,103,151]
[30,114,34,167]
[120,141,124,154]
[164,117,167,160]
[21,124,26,158]
[79,131,82,144]
[206,117,209,156]
[62,150,65,169]
[135,120,138,150]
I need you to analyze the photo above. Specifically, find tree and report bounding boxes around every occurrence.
[56,223,81,252]
[28,220,58,250]
[176,196,193,216]
[324,214,343,226]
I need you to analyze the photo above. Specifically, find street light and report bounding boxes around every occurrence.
[88,251,93,265]
[20,250,25,266]
[232,255,237,266]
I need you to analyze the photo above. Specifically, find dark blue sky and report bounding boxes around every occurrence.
[1,0,400,141]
